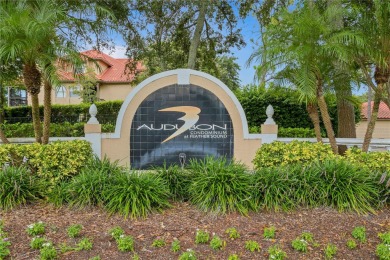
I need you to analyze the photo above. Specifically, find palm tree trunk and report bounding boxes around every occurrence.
[317,80,338,154]
[31,94,42,143]
[307,102,322,142]
[335,86,356,155]
[42,80,52,144]
[362,85,383,152]
[0,128,9,143]
[23,63,42,143]
[188,1,207,69]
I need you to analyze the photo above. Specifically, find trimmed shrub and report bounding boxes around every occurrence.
[0,140,92,185]
[3,122,115,137]
[0,166,45,210]
[248,126,319,137]
[252,141,337,169]
[5,100,123,124]
[103,172,171,219]
[278,127,322,138]
[188,157,256,215]
[345,148,390,173]
[154,163,194,201]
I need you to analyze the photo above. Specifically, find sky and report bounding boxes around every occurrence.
[100,14,261,87]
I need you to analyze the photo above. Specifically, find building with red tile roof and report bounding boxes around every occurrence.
[29,50,142,105]
[356,101,390,138]
[361,101,390,119]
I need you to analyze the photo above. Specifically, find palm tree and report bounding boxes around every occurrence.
[352,0,390,151]
[0,0,68,143]
[250,2,363,154]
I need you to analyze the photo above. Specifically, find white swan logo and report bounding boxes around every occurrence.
[159,106,201,143]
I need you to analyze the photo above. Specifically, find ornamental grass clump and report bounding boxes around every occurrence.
[46,181,70,207]
[63,156,124,208]
[103,171,170,219]
[66,167,113,208]
[311,159,379,213]
[84,156,125,176]
[252,165,299,211]
[188,157,255,215]
[154,163,194,201]
[0,166,44,210]
[253,158,380,213]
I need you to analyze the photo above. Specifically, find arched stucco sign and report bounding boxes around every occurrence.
[96,69,276,169]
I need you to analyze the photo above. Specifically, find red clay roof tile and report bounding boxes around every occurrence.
[361,101,390,119]
[58,50,142,83]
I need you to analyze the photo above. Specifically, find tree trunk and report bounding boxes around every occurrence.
[0,82,9,143]
[31,94,42,143]
[23,63,42,143]
[0,128,9,143]
[307,102,322,142]
[187,1,207,69]
[42,80,52,144]
[317,80,338,154]
[335,86,356,155]
[362,85,383,152]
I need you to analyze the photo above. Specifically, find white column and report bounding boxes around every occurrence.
[84,104,102,159]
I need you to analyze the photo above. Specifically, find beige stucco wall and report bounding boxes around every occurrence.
[98,83,133,101]
[27,83,82,105]
[100,72,262,168]
[356,120,390,138]
[27,83,133,105]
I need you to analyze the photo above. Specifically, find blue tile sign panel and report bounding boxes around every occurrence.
[130,84,234,169]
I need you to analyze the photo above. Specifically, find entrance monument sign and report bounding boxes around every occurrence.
[84,69,278,168]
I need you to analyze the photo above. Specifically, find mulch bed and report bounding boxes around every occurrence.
[1,202,389,259]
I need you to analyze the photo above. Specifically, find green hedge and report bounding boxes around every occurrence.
[0,140,92,185]
[235,86,361,130]
[4,123,320,138]
[249,126,324,138]
[3,122,115,137]
[4,100,123,124]
[5,87,361,132]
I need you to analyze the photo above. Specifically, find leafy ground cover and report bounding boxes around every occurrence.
[0,203,389,259]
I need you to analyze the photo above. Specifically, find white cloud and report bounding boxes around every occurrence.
[102,45,127,58]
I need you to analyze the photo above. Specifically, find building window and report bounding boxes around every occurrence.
[55,86,66,98]
[8,88,27,106]
[70,85,80,97]
[74,64,86,74]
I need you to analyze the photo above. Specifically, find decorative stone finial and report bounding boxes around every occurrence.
[87,104,99,124]
[264,104,276,125]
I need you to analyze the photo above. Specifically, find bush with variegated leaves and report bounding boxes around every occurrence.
[252,141,337,169]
